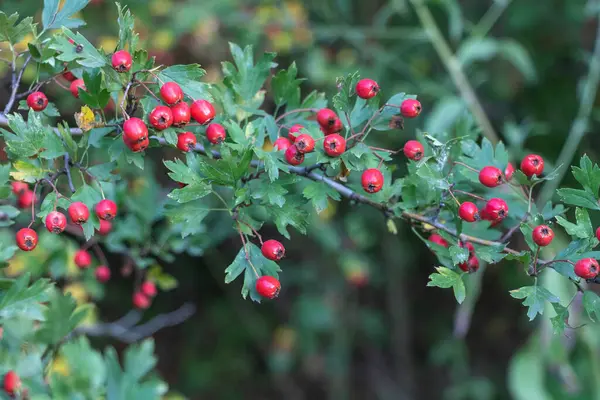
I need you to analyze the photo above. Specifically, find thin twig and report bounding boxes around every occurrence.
[63,153,76,193]
[3,55,32,114]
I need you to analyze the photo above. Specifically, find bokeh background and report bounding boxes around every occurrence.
[2,0,600,399]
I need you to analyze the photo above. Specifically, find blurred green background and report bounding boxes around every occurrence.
[2,0,600,399]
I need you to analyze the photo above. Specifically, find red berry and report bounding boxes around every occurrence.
[294,134,315,154]
[284,145,304,165]
[459,255,480,273]
[95,265,111,283]
[323,118,343,134]
[190,100,216,124]
[483,198,508,222]
[3,371,20,395]
[458,202,479,222]
[520,154,544,177]
[68,202,90,224]
[26,91,48,111]
[111,50,132,73]
[11,181,28,196]
[400,99,422,118]
[177,131,197,151]
[596,226,600,242]
[140,281,157,297]
[74,250,92,269]
[505,163,515,180]
[532,225,554,247]
[355,78,379,99]
[316,108,338,128]
[96,199,117,221]
[403,140,424,161]
[273,137,292,151]
[16,228,38,251]
[133,291,151,309]
[461,241,475,254]
[123,117,148,143]
[206,123,226,144]
[62,70,76,82]
[574,258,599,280]
[125,137,149,153]
[255,276,281,299]
[428,233,449,248]
[361,168,384,193]
[323,134,346,157]
[171,102,191,127]
[288,124,304,141]
[261,239,285,261]
[479,166,503,188]
[97,219,112,236]
[160,82,183,105]
[17,190,36,209]
[148,105,173,130]
[45,211,67,234]
[70,78,86,98]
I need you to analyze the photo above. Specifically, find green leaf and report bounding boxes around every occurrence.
[0,273,51,320]
[116,3,139,52]
[556,188,600,210]
[474,245,507,263]
[332,71,360,114]
[0,12,35,44]
[165,201,212,238]
[158,64,211,102]
[583,291,600,322]
[167,182,212,203]
[250,179,287,207]
[87,162,117,181]
[449,245,469,266]
[222,42,277,100]
[36,291,89,345]
[53,336,106,396]
[509,285,559,321]
[254,149,287,182]
[124,340,157,380]
[49,28,107,68]
[269,199,309,239]
[303,181,341,213]
[80,69,110,109]
[1,111,50,158]
[427,266,466,304]
[42,0,88,30]
[572,154,600,195]
[0,242,17,263]
[224,243,281,302]
[550,303,570,335]
[555,208,593,239]
[10,160,49,183]
[37,192,71,221]
[163,158,201,185]
[271,62,302,106]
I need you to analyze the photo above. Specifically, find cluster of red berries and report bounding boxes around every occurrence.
[429,234,479,273]
[11,181,36,209]
[255,239,286,299]
[132,281,158,309]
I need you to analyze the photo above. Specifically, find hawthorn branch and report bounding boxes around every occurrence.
[4,54,32,115]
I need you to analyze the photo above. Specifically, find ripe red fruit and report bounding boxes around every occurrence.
[532,225,554,247]
[148,105,173,130]
[459,255,480,273]
[361,168,384,193]
[479,166,503,187]
[400,99,422,118]
[483,198,508,222]
[285,145,304,165]
[11,181,28,196]
[294,134,315,154]
[458,202,479,222]
[574,258,599,280]
[3,371,20,395]
[190,99,216,124]
[177,131,197,151]
[16,228,38,251]
[288,124,304,141]
[70,78,86,98]
[160,82,184,105]
[505,163,515,180]
[95,265,111,283]
[26,91,48,111]
[316,108,338,128]
[428,233,449,248]
[403,140,424,161]
[68,202,90,224]
[96,199,117,221]
[171,102,191,126]
[206,123,226,144]
[62,70,76,82]
[255,276,281,299]
[133,292,151,309]
[97,219,112,236]
[273,137,292,151]
[45,211,67,234]
[355,78,379,99]
[74,250,92,269]
[323,134,346,157]
[141,281,157,297]
[125,137,149,153]
[322,118,343,134]
[261,239,285,261]
[111,50,132,73]
[596,227,600,242]
[123,117,148,143]
[17,190,36,209]
[520,154,544,177]
[461,241,475,254]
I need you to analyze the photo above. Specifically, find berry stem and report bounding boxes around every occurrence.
[238,220,263,245]
[52,77,70,90]
[447,190,461,206]
[274,108,319,123]
[92,243,109,267]
[28,181,40,229]
[451,189,487,202]
[452,161,479,173]
[368,146,400,154]
[135,80,161,102]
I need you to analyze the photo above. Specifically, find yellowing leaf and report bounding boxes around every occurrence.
[262,138,274,152]
[64,283,88,304]
[48,355,70,377]
[98,35,118,51]
[74,106,98,132]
